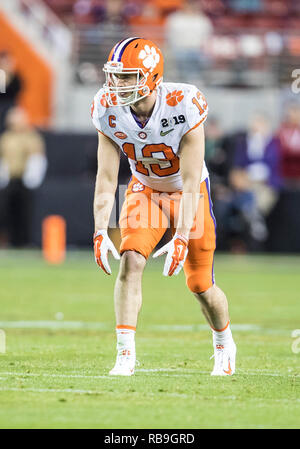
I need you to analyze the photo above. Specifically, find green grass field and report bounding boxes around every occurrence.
[0,250,299,429]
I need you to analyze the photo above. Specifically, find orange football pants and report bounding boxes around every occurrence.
[119,176,217,293]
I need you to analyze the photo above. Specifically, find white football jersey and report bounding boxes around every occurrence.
[91,82,209,192]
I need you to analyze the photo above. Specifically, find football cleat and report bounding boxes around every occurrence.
[210,340,236,376]
[109,349,136,376]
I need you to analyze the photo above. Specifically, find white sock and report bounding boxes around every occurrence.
[116,328,136,355]
[212,322,233,347]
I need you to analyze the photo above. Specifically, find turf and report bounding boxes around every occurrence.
[0,250,299,429]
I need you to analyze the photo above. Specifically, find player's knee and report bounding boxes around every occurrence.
[119,250,146,280]
[195,285,215,305]
[194,284,227,310]
[186,274,214,297]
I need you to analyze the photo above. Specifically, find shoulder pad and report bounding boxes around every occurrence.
[92,88,111,120]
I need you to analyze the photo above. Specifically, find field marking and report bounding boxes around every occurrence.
[0,386,299,403]
[0,321,108,331]
[0,371,113,380]
[0,369,298,380]
[0,387,98,395]
[0,321,291,335]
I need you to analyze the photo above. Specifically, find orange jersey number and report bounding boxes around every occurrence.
[123,143,149,175]
[192,91,208,115]
[122,143,179,177]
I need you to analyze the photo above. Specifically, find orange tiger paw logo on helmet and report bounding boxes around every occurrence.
[166,90,184,106]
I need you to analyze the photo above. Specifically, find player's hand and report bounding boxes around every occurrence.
[152,233,188,277]
[93,229,120,275]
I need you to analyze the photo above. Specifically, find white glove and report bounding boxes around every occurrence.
[93,229,120,274]
[153,233,189,277]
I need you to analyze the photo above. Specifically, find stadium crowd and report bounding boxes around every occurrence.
[43,0,300,26]
[204,105,300,251]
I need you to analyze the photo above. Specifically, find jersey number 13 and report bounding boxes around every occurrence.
[122,143,179,177]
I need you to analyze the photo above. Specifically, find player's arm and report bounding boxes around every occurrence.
[94,132,120,230]
[153,123,205,276]
[93,132,121,274]
[176,122,205,239]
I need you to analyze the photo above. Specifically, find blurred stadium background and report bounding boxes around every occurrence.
[0,0,300,253]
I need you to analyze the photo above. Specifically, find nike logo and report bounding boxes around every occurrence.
[160,128,174,136]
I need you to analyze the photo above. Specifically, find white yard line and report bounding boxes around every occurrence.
[0,387,97,395]
[0,386,299,403]
[0,321,291,335]
[0,371,113,380]
[0,321,109,331]
[0,369,297,379]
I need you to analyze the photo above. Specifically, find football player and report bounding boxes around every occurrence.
[91,37,236,376]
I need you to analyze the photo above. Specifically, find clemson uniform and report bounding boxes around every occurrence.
[91,81,217,293]
[92,37,236,377]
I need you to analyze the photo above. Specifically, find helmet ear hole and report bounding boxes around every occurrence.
[152,74,158,83]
